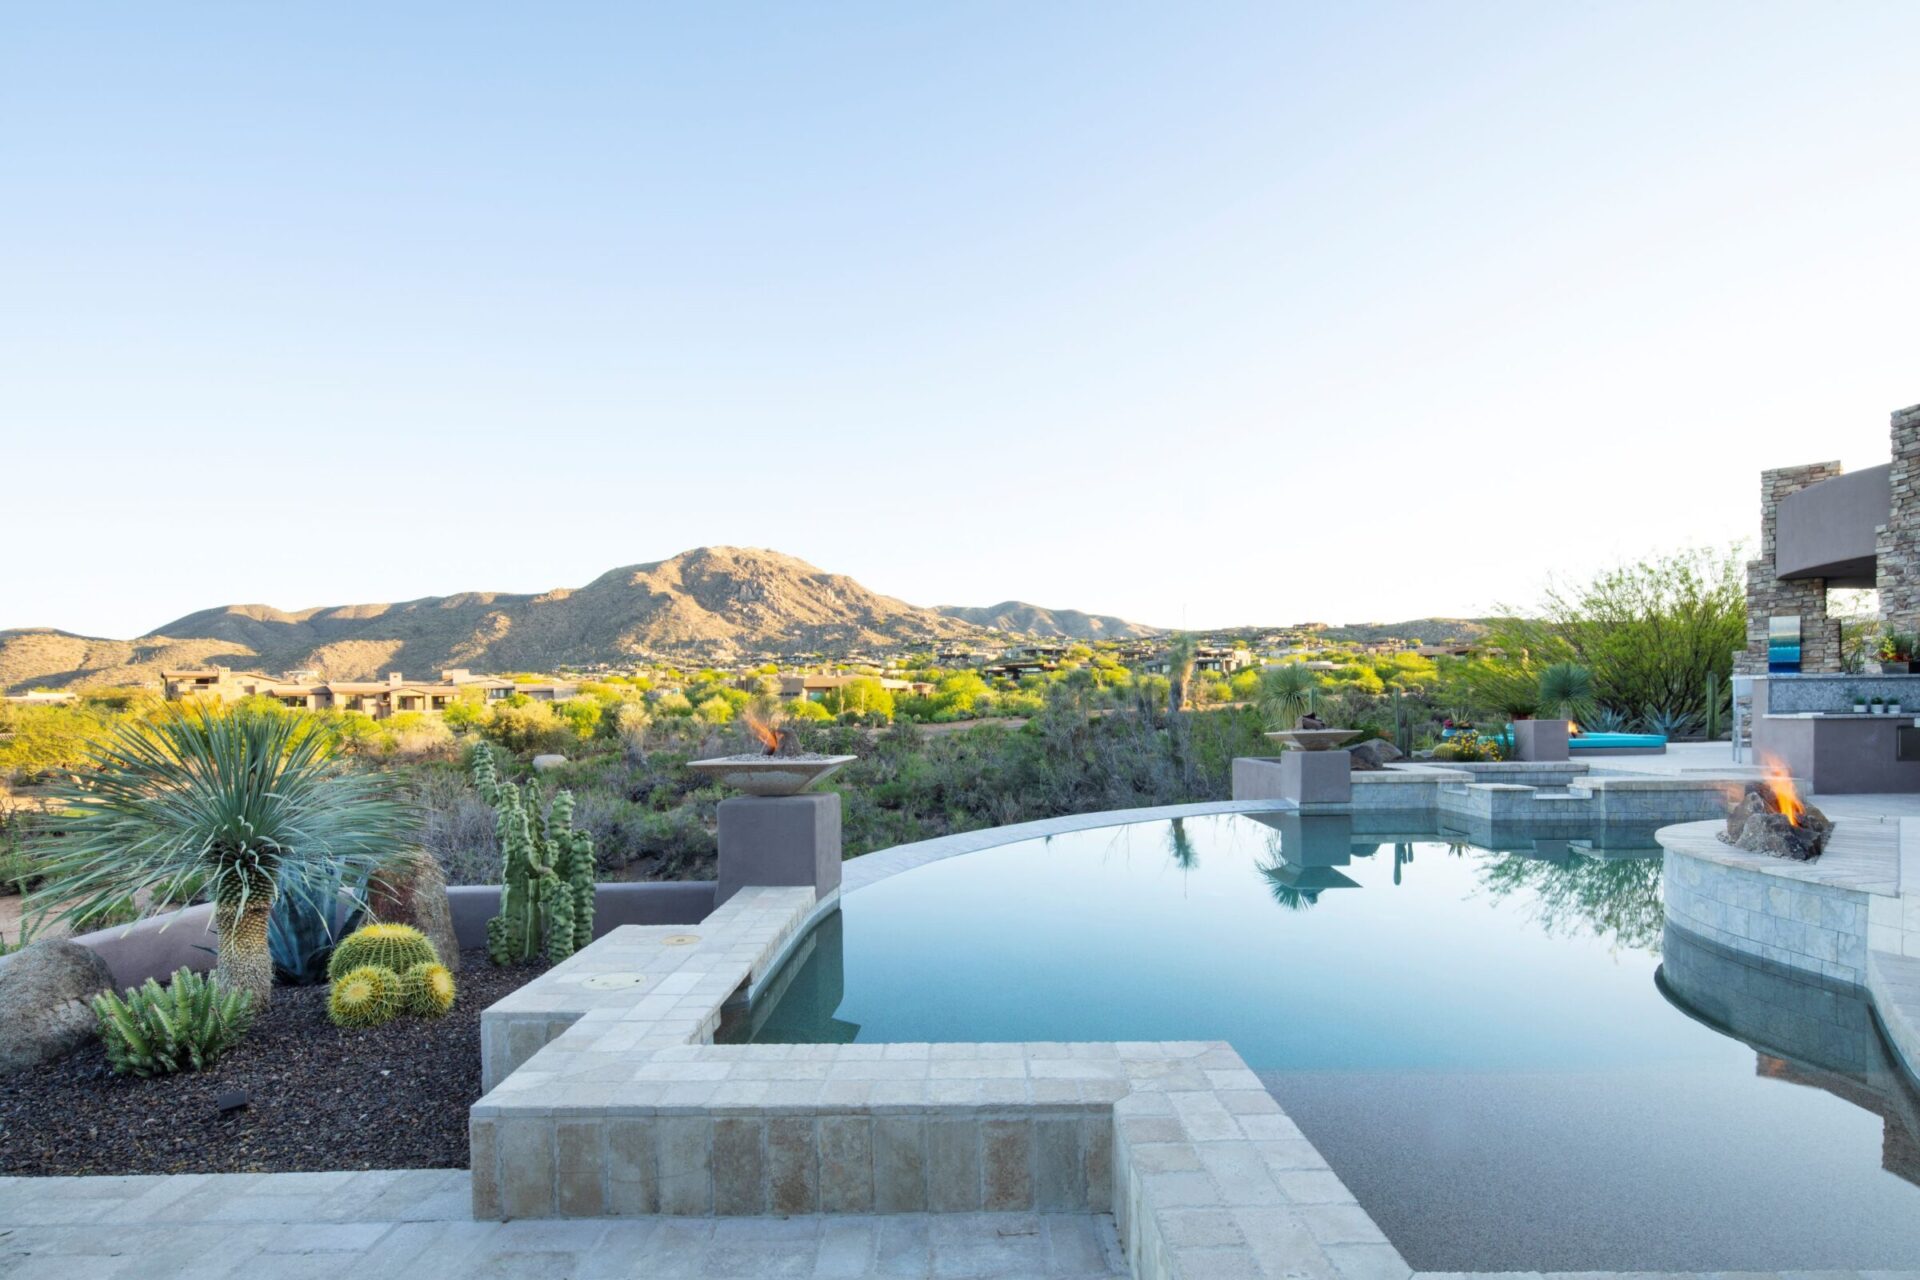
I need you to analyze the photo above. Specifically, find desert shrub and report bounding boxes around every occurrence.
[484,700,572,754]
[411,766,500,885]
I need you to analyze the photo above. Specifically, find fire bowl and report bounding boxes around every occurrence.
[1264,729,1361,752]
[685,754,856,797]
[1720,781,1832,861]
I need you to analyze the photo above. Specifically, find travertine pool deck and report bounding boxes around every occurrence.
[0,1169,1128,1277]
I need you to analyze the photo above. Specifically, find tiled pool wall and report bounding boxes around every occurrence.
[1663,840,1874,984]
[1657,817,1920,1087]
[1245,759,1743,829]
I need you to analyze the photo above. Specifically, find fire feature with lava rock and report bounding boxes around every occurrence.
[1720,761,1832,861]
[683,709,856,797]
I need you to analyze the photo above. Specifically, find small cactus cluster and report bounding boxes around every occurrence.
[325,923,456,1028]
[471,743,596,966]
[93,967,255,1077]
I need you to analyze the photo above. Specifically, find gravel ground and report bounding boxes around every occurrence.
[0,947,543,1176]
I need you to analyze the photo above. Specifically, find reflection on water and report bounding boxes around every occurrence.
[1476,846,1665,953]
[1661,922,1920,1190]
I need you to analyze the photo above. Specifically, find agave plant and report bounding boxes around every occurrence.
[1582,705,1632,734]
[1641,705,1704,740]
[31,707,413,1005]
[1537,662,1595,723]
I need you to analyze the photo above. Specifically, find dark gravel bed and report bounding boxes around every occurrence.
[0,947,545,1175]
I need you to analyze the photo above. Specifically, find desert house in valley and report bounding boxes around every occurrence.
[159,666,578,719]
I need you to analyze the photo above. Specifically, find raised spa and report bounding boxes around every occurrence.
[725,811,1920,1272]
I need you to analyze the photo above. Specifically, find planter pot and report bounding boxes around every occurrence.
[1893,704,1905,716]
[1882,662,1910,674]
[1854,704,1869,714]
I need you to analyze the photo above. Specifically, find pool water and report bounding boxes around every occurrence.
[728,812,1920,1271]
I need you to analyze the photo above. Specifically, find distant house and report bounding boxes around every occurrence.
[2,690,77,706]
[777,674,935,703]
[157,665,570,719]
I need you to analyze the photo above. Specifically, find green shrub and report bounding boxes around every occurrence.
[93,968,255,1076]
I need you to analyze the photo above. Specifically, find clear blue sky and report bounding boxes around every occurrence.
[5,2,1918,637]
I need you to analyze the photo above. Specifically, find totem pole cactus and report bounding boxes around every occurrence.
[474,743,596,965]
[547,790,597,957]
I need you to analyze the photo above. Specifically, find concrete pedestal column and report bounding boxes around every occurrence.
[716,793,842,907]
[1513,719,1570,762]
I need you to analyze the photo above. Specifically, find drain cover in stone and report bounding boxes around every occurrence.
[662,934,701,946]
[579,972,648,990]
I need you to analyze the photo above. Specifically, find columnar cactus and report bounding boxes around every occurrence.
[546,790,597,957]
[478,759,596,965]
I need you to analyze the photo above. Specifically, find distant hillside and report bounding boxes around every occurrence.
[1318,618,1495,646]
[935,601,1160,641]
[0,548,1158,692]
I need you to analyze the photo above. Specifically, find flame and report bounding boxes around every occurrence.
[1759,753,1803,826]
[1567,720,1581,736]
[743,709,780,754]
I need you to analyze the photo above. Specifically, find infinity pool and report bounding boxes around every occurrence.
[727,812,1920,1271]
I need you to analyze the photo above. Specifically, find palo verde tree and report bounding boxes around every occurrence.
[33,706,411,1005]
[1484,545,1746,722]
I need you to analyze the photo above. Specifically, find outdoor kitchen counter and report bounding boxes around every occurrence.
[1756,711,1920,794]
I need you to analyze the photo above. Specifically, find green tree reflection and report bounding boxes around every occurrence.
[1475,851,1664,953]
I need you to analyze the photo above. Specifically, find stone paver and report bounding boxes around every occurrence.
[0,1171,1127,1277]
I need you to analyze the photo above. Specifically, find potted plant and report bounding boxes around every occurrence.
[1892,696,1906,716]
[1871,696,1886,715]
[1879,631,1916,673]
[1853,691,1870,714]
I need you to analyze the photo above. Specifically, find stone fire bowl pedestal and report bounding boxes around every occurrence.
[715,793,842,907]
[1263,729,1361,752]
[685,754,856,797]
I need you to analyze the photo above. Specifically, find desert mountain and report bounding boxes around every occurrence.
[935,601,1158,641]
[0,547,1157,692]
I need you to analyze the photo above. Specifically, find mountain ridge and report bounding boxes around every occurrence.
[0,547,1158,692]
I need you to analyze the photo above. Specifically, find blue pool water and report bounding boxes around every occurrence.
[730,812,1920,1271]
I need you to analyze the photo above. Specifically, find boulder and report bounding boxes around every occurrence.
[1349,739,1406,772]
[531,753,568,772]
[366,852,461,972]
[0,939,115,1075]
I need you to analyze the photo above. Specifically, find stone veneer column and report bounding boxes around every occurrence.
[1736,461,1844,675]
[1876,403,1920,633]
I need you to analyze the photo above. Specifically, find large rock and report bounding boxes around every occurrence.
[366,851,461,972]
[0,939,115,1075]
[1349,739,1406,772]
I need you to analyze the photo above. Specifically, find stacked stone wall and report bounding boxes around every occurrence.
[1738,461,1843,674]
[1876,403,1920,633]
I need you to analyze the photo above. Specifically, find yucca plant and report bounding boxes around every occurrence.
[92,967,255,1077]
[31,706,413,1006]
[1537,661,1596,723]
[1258,663,1318,730]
